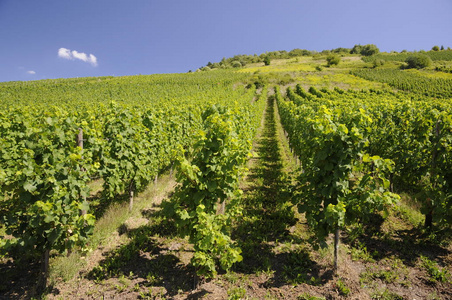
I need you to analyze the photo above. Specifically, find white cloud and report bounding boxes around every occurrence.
[27,70,36,75]
[58,48,72,60]
[58,47,98,67]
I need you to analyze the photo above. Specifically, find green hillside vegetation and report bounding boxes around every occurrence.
[1,44,452,300]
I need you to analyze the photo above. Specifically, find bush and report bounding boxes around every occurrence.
[373,59,385,68]
[405,54,432,69]
[361,44,380,56]
[326,54,340,67]
[277,74,295,85]
[432,45,440,51]
[231,61,242,68]
[264,56,271,66]
[351,44,379,56]
[351,44,363,54]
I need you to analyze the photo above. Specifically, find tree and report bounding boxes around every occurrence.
[264,56,271,66]
[405,54,432,69]
[332,47,351,54]
[360,44,380,56]
[351,44,379,56]
[351,44,363,54]
[432,45,440,51]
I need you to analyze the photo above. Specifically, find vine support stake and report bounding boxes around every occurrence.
[129,180,134,212]
[333,228,340,275]
[37,249,50,294]
[77,128,87,215]
[425,118,441,229]
[129,190,134,212]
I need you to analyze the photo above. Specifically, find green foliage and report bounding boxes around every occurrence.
[352,44,380,56]
[432,45,440,51]
[298,293,326,300]
[351,44,363,54]
[231,61,242,68]
[162,103,260,277]
[282,248,319,285]
[200,66,211,71]
[370,289,404,300]
[420,255,451,283]
[373,59,385,68]
[361,44,380,56]
[362,49,452,63]
[289,48,313,57]
[227,287,246,300]
[352,68,452,98]
[264,56,271,66]
[405,54,433,69]
[361,266,400,284]
[308,86,323,98]
[0,109,97,257]
[335,278,351,296]
[435,65,452,73]
[277,87,401,254]
[100,104,155,200]
[0,70,260,291]
[326,54,340,67]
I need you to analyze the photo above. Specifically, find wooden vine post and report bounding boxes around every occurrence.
[77,128,87,215]
[129,181,134,212]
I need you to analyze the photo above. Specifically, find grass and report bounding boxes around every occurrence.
[370,288,404,300]
[393,193,424,228]
[296,72,384,90]
[297,293,326,300]
[334,278,350,296]
[420,255,451,283]
[234,94,297,273]
[48,171,176,287]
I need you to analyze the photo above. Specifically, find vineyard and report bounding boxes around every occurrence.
[361,49,452,64]
[351,69,452,98]
[1,51,452,299]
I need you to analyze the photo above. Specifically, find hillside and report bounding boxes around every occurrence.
[1,48,452,300]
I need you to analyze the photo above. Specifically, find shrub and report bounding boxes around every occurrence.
[405,54,432,69]
[231,61,242,68]
[278,74,295,85]
[432,45,440,51]
[352,44,380,56]
[373,59,385,68]
[351,44,363,54]
[264,56,271,66]
[361,44,380,56]
[326,54,340,67]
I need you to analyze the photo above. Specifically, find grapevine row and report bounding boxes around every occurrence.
[0,72,263,287]
[351,69,452,98]
[277,84,452,271]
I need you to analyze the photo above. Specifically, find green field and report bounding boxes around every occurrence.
[1,48,452,299]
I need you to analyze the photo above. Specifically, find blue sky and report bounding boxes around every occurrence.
[0,0,451,82]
